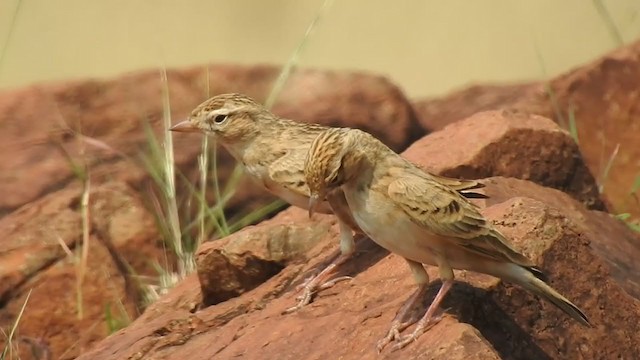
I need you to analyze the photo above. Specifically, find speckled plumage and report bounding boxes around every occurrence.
[304,127,590,352]
[172,93,358,311]
[172,93,493,313]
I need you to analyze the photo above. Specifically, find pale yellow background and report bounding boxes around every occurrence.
[0,0,639,97]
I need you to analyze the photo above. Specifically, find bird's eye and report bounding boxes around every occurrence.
[213,114,228,124]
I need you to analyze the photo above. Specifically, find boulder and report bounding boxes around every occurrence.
[0,182,160,359]
[76,112,637,358]
[76,179,640,359]
[403,110,604,210]
[195,212,336,306]
[412,39,640,218]
[0,64,421,216]
[412,82,543,131]
[0,65,420,359]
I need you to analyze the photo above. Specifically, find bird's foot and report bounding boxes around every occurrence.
[391,312,444,351]
[282,263,352,314]
[376,319,414,353]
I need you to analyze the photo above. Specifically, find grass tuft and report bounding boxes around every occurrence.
[1,289,32,360]
[104,301,131,335]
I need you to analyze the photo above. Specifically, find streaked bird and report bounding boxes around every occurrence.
[304,127,590,351]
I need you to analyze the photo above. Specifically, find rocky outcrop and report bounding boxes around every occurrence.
[404,110,604,210]
[0,64,421,217]
[0,65,420,359]
[77,107,639,359]
[412,39,640,218]
[0,182,159,359]
[3,40,640,360]
[76,178,640,360]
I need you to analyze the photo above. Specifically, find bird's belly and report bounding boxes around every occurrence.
[347,191,438,266]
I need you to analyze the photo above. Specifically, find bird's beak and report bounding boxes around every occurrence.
[169,120,202,133]
[308,194,320,218]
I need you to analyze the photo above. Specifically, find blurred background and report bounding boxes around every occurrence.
[1,2,640,359]
[1,0,639,97]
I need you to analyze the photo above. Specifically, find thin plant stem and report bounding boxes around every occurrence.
[0,0,22,80]
[265,0,334,109]
[159,68,184,275]
[599,143,620,194]
[0,289,32,360]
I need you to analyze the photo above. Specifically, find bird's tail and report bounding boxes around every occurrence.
[492,263,591,327]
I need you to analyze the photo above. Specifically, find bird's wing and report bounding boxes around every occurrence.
[387,175,533,267]
[425,173,486,199]
[267,148,310,197]
[426,173,483,192]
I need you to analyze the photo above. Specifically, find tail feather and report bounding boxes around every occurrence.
[524,265,547,282]
[496,264,591,327]
[525,275,591,327]
[460,191,489,199]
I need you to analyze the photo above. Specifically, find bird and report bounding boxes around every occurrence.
[303,126,591,352]
[170,93,485,313]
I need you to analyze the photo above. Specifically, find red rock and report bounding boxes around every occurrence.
[196,212,336,305]
[480,176,640,299]
[413,82,544,131]
[412,39,640,218]
[0,65,420,359]
[548,40,640,219]
[76,178,640,359]
[0,182,161,359]
[404,110,604,210]
[0,64,421,216]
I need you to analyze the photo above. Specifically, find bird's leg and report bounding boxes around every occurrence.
[392,261,454,351]
[283,219,355,314]
[376,260,429,353]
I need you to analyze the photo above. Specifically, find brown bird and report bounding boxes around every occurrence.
[304,127,590,352]
[171,93,485,312]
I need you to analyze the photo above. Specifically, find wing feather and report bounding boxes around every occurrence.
[387,175,533,267]
[267,149,310,197]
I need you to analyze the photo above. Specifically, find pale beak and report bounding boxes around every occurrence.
[308,194,320,218]
[169,120,202,133]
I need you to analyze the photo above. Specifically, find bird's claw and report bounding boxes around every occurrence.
[283,275,353,314]
[318,276,352,290]
[376,317,416,353]
[376,327,401,354]
[390,313,443,352]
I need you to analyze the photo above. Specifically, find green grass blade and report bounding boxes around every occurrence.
[592,0,624,46]
[227,199,288,234]
[0,0,22,79]
[265,0,334,109]
[568,106,579,144]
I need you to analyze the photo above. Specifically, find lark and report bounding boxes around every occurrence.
[304,127,590,352]
[171,93,484,312]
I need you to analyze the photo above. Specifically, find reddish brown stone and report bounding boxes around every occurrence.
[0,65,419,359]
[196,212,335,306]
[413,82,544,131]
[76,179,640,360]
[0,64,421,216]
[0,182,161,359]
[412,39,640,218]
[404,110,604,210]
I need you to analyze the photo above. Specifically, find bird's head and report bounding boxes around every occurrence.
[170,93,269,143]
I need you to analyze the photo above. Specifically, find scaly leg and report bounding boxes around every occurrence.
[392,259,454,351]
[376,260,430,353]
[283,219,355,314]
